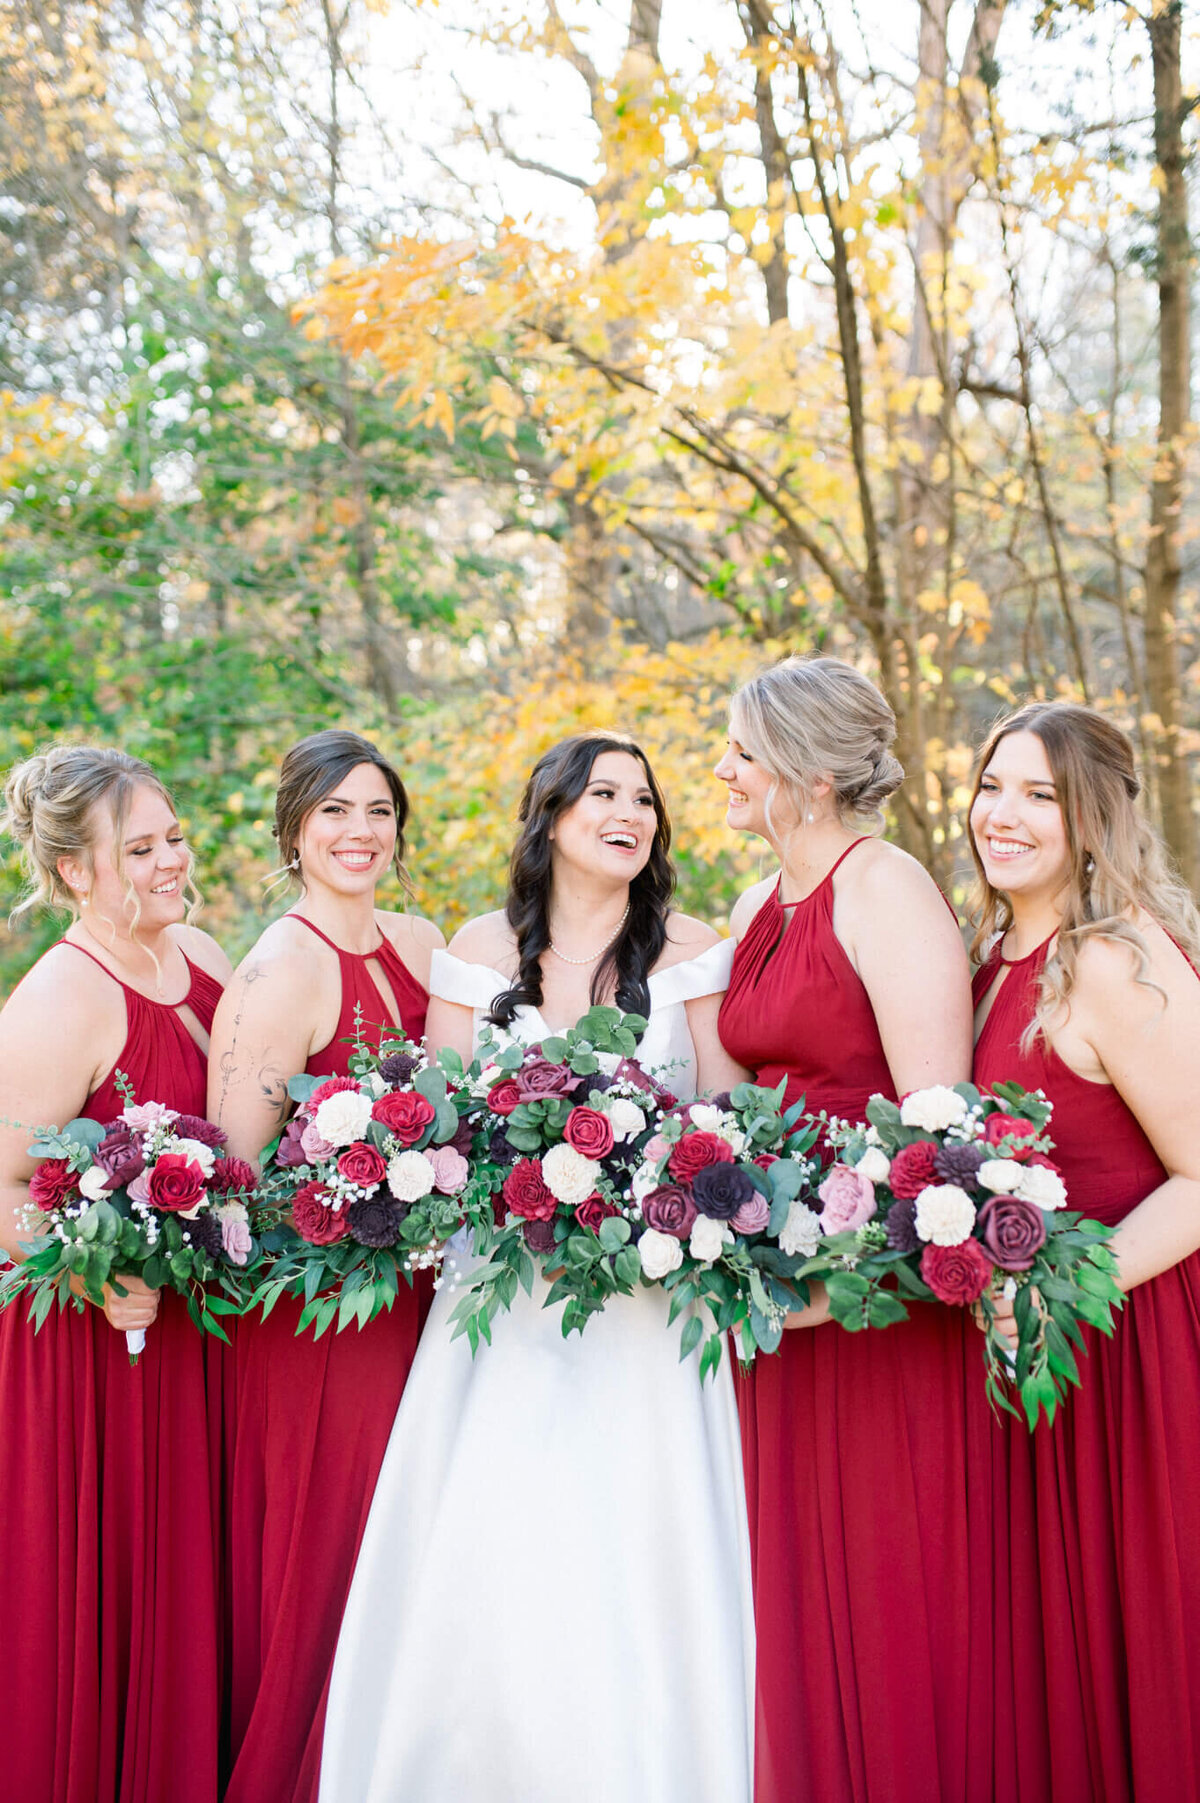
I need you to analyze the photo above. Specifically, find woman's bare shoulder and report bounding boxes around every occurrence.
[445,910,515,971]
[728,875,778,942]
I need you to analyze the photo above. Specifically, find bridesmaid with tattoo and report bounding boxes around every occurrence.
[207,731,442,1803]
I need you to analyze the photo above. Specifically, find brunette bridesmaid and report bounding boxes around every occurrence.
[0,745,231,1803]
[715,658,997,1803]
[208,730,443,1803]
[969,702,1200,1802]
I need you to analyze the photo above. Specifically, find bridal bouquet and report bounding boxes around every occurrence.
[8,1083,254,1358]
[795,1081,1124,1426]
[249,1034,491,1337]
[633,1083,821,1376]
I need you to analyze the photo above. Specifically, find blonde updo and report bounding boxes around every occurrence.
[730,656,904,834]
[3,745,197,923]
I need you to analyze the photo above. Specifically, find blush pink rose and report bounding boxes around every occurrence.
[427,1146,469,1195]
[301,1122,336,1162]
[817,1164,876,1233]
[731,1194,771,1235]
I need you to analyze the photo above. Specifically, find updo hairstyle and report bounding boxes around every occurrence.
[273,730,409,891]
[730,655,904,835]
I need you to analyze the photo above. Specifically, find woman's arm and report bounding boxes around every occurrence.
[686,991,753,1096]
[423,997,477,1067]
[208,946,320,1163]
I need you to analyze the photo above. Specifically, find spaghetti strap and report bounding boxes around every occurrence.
[826,835,870,880]
[60,939,121,981]
[289,913,346,953]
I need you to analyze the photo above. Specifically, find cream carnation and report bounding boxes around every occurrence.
[314,1090,375,1147]
[639,1228,685,1281]
[778,1200,823,1258]
[914,1183,977,1246]
[604,1097,647,1142]
[978,1158,1023,1195]
[855,1146,892,1184]
[541,1142,602,1207]
[900,1086,969,1132]
[689,1215,734,1264]
[78,1165,111,1202]
[387,1149,437,1203]
[1015,1163,1069,1211]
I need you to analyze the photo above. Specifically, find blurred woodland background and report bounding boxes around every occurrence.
[1,0,1196,990]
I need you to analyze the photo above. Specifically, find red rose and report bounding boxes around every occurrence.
[753,1153,779,1172]
[984,1113,1038,1160]
[668,1131,735,1184]
[487,1079,522,1117]
[28,1157,79,1213]
[1025,1151,1062,1176]
[502,1158,557,1223]
[371,1091,436,1145]
[210,1156,256,1195]
[564,1107,615,1160]
[306,1076,361,1114]
[146,1153,207,1214]
[336,1141,388,1188]
[887,1140,940,1199]
[291,1180,350,1245]
[574,1193,618,1234]
[920,1238,994,1306]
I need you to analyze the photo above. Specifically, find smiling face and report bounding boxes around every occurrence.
[970,729,1071,908]
[66,782,190,935]
[548,750,658,885]
[713,723,799,843]
[296,762,399,897]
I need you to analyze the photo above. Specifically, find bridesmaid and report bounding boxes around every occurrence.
[715,657,994,1803]
[969,701,1200,1801]
[0,744,231,1803]
[208,730,443,1803]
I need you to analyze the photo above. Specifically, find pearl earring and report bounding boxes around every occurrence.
[805,810,815,826]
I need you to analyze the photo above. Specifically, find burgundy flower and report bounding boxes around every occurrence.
[641,1184,698,1239]
[210,1156,256,1195]
[564,1107,615,1160]
[488,1124,518,1167]
[983,1113,1039,1159]
[145,1153,206,1215]
[337,1142,388,1189]
[94,1124,145,1190]
[28,1158,79,1213]
[372,1091,436,1145]
[487,1079,522,1117]
[502,1158,557,1223]
[977,1195,1047,1271]
[668,1131,735,1185]
[447,1113,475,1158]
[514,1059,581,1102]
[887,1141,940,1199]
[691,1162,756,1222]
[523,1218,558,1254]
[920,1239,994,1306]
[885,1196,921,1254]
[378,1049,420,1084]
[574,1193,618,1234]
[933,1141,987,1187]
[347,1195,405,1248]
[305,1076,361,1114]
[275,1119,310,1168]
[615,1059,676,1110]
[172,1113,226,1150]
[291,1181,349,1245]
[185,1211,224,1259]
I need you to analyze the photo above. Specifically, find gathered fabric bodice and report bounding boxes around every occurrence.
[59,940,221,1122]
[972,939,1168,1227]
[291,915,428,1078]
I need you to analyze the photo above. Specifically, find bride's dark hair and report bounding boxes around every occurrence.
[488,732,675,1029]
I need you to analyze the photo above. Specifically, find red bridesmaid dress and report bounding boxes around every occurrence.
[973,938,1200,1802]
[223,918,431,1803]
[719,844,999,1803]
[0,941,224,1803]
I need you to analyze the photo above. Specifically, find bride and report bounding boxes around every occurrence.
[319,733,755,1803]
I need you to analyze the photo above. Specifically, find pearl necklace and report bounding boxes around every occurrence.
[548,904,630,965]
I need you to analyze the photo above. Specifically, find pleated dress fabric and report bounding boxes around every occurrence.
[221,919,431,1803]
[0,942,225,1803]
[973,939,1200,1802]
[718,846,1000,1803]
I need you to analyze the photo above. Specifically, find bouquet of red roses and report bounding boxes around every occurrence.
[249,1033,491,1338]
[7,1079,254,1359]
[796,1080,1124,1426]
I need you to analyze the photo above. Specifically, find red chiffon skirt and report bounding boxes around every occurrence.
[738,1305,1002,1803]
[0,1292,220,1803]
[224,1286,430,1803]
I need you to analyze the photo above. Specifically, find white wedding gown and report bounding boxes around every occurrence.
[319,940,754,1803]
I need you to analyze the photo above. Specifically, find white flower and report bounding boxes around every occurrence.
[631,1162,660,1203]
[1015,1163,1069,1211]
[604,1097,647,1142]
[595,1052,623,1077]
[855,1146,891,1184]
[314,1090,375,1147]
[387,1150,437,1203]
[900,1086,969,1133]
[689,1215,734,1264]
[688,1104,724,1134]
[78,1165,110,1202]
[978,1158,1023,1195]
[639,1228,684,1281]
[914,1183,977,1246]
[541,1142,602,1206]
[360,1070,387,1099]
[778,1200,823,1258]
[168,1135,217,1176]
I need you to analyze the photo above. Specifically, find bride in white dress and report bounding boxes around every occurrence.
[319,735,755,1803]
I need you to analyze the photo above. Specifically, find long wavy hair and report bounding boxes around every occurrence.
[968,701,1200,1043]
[489,733,675,1029]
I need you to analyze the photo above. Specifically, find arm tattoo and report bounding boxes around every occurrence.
[216,964,265,1127]
[256,1054,291,1125]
